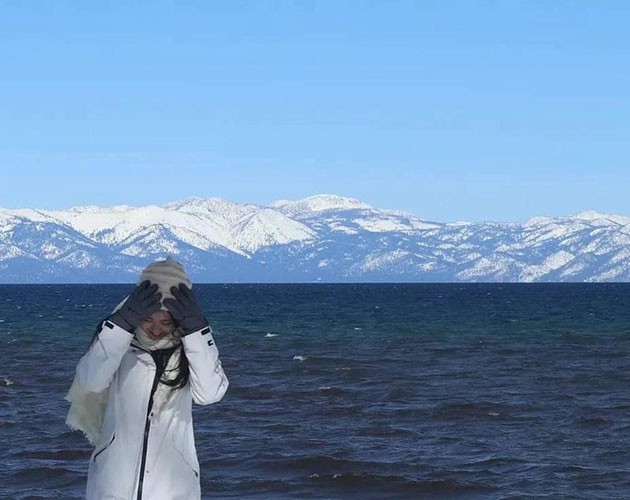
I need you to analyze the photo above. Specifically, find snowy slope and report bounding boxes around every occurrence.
[0,196,628,282]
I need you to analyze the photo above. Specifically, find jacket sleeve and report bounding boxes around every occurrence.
[75,320,133,393]
[182,326,229,405]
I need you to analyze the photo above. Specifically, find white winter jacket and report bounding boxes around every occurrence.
[75,320,229,500]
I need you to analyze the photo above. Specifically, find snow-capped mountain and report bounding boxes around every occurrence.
[0,195,628,282]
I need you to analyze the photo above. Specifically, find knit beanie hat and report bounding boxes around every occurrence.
[138,257,192,309]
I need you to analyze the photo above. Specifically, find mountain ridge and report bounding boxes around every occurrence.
[0,195,628,283]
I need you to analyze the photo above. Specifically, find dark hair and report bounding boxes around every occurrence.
[160,346,190,391]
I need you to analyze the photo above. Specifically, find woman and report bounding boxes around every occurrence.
[66,258,229,500]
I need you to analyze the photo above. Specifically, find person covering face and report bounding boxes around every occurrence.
[65,258,229,500]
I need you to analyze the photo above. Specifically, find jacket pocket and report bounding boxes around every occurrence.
[92,432,116,463]
[173,435,199,478]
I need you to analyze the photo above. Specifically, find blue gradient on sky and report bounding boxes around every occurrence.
[1,1,628,222]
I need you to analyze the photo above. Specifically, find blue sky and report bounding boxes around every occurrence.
[1,1,628,222]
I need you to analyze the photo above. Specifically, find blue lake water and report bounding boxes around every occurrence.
[1,283,630,499]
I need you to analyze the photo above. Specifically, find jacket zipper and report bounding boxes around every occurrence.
[136,351,160,500]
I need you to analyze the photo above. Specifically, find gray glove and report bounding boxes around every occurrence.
[109,280,162,332]
[163,284,207,336]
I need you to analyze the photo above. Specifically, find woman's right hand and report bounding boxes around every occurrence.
[109,280,162,333]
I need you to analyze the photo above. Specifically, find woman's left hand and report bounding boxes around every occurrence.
[163,284,208,336]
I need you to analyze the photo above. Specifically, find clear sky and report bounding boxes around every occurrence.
[1,1,628,222]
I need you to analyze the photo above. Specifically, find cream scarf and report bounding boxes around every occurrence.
[65,325,182,445]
